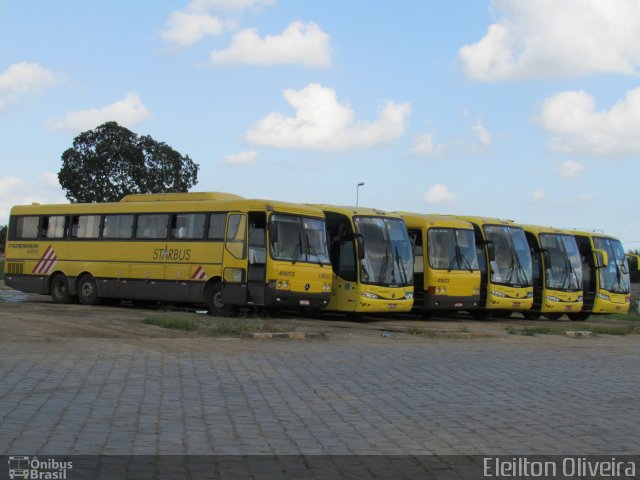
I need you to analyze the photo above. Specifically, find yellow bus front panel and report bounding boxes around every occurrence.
[540,289,583,314]
[423,269,480,310]
[487,284,533,311]
[266,260,332,309]
[592,291,631,315]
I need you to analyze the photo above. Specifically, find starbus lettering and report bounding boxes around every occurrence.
[153,246,192,261]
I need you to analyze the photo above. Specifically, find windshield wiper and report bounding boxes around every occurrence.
[305,233,323,266]
[291,231,303,264]
[394,246,409,286]
[458,248,474,273]
[379,241,390,284]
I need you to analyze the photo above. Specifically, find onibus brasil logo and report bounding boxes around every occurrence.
[8,456,72,479]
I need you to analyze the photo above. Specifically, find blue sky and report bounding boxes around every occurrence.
[1,0,639,249]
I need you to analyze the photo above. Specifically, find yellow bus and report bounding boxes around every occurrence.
[4,192,333,314]
[521,225,583,320]
[312,205,414,313]
[626,252,640,283]
[566,230,630,320]
[398,212,480,317]
[453,216,533,318]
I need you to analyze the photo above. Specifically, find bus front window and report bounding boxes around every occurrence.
[269,214,330,264]
[354,217,413,286]
[428,228,479,271]
[484,226,532,287]
[539,234,583,291]
[593,237,630,294]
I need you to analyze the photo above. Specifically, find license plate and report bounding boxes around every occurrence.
[513,301,521,307]
[299,299,310,306]
[388,304,397,309]
[455,302,463,308]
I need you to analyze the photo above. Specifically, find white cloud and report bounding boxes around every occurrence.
[534,87,640,156]
[246,83,410,151]
[410,133,444,158]
[0,62,64,110]
[161,11,226,47]
[424,184,456,206]
[472,119,491,146]
[559,160,584,178]
[223,150,258,165]
[0,173,67,225]
[459,0,640,81]
[531,189,547,202]
[211,21,332,67]
[46,93,152,133]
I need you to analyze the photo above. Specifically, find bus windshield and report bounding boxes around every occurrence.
[539,234,583,291]
[593,237,630,294]
[269,214,331,264]
[484,225,532,287]
[354,217,413,287]
[428,228,479,271]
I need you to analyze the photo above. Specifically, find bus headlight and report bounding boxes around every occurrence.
[625,296,631,303]
[275,280,290,290]
[361,292,380,299]
[578,295,583,302]
[435,286,447,295]
[490,290,506,298]
[596,293,610,301]
[526,291,533,298]
[323,283,331,292]
[405,291,413,299]
[546,295,560,303]
[472,287,481,295]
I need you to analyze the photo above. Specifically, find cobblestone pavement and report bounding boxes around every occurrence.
[1,323,639,457]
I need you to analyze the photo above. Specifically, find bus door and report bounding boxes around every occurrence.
[222,213,248,305]
[326,213,359,311]
[247,212,267,305]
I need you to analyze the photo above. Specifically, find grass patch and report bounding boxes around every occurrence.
[143,316,199,331]
[407,327,435,336]
[608,309,640,322]
[204,319,293,337]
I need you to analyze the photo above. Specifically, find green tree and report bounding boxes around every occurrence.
[58,121,199,203]
[0,224,6,253]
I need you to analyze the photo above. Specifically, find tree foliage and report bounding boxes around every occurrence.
[58,122,199,203]
[0,224,7,253]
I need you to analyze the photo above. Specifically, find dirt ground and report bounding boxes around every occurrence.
[1,280,638,349]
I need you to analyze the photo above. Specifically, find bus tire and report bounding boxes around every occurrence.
[77,274,100,305]
[568,312,589,321]
[51,274,72,304]
[207,283,233,317]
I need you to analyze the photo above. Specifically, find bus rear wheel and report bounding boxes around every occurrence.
[51,274,72,304]
[207,283,234,317]
[77,275,100,305]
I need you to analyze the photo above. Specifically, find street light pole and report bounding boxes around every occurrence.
[356,182,365,207]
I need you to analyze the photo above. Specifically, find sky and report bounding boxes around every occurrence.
[1,0,639,248]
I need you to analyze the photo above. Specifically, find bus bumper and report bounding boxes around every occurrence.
[265,288,331,309]
[417,294,480,311]
[4,274,49,295]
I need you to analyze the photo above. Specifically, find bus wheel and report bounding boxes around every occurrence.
[77,275,100,305]
[544,313,563,321]
[207,283,233,316]
[51,274,72,304]
[568,312,589,321]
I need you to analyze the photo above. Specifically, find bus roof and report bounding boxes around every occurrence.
[120,192,244,202]
[395,212,474,230]
[564,229,619,241]
[309,204,404,219]
[10,193,325,218]
[520,224,573,236]
[451,215,520,228]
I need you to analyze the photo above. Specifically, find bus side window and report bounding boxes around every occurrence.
[42,215,66,239]
[14,216,39,239]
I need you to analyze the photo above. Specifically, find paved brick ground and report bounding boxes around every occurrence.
[1,333,639,456]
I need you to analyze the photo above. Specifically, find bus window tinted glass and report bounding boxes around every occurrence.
[172,213,206,239]
[208,213,226,240]
[42,216,65,239]
[15,217,39,239]
[103,215,134,239]
[136,214,169,239]
[71,215,101,238]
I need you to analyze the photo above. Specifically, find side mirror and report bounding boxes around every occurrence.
[354,233,365,260]
[593,248,608,269]
[485,240,495,262]
[268,222,278,243]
